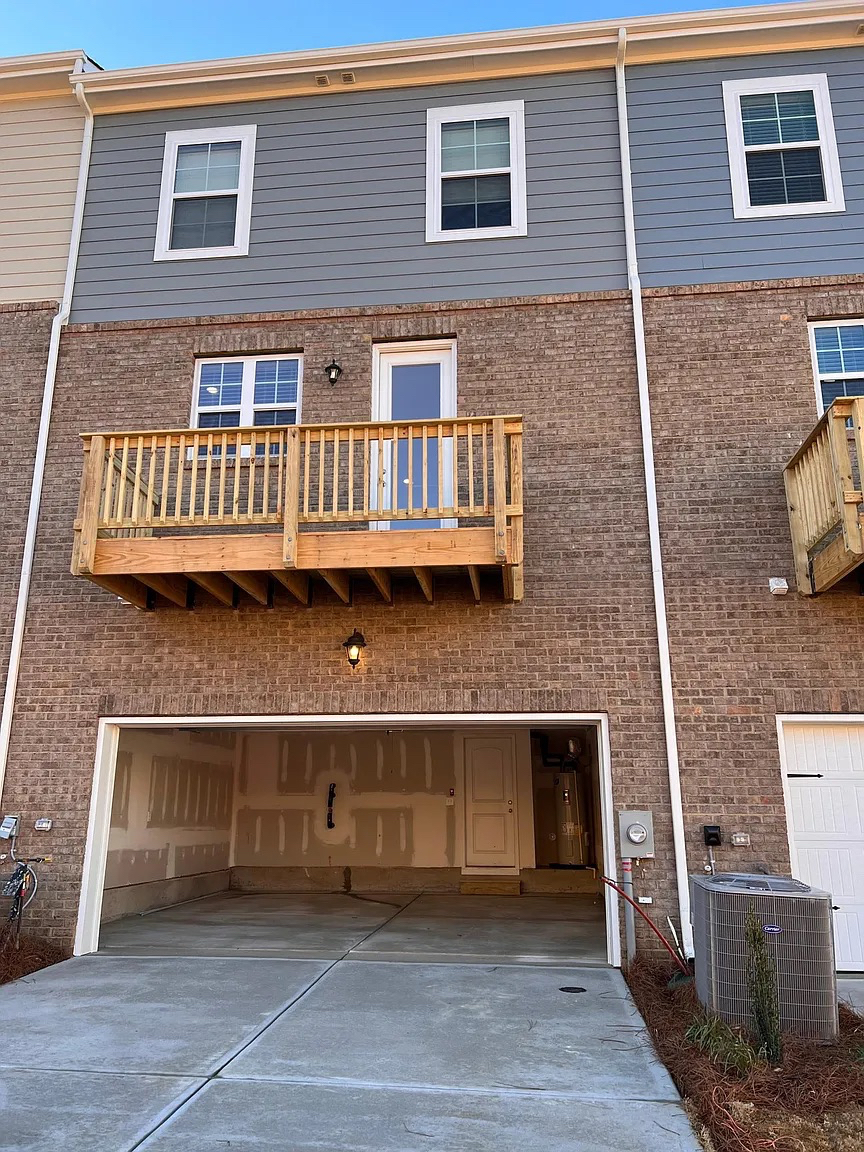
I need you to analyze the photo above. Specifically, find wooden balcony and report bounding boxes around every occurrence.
[71,416,524,608]
[784,398,864,595]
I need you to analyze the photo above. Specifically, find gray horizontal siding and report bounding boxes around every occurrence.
[70,72,626,323]
[627,47,864,287]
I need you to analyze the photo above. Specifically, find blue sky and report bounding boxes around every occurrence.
[5,0,793,69]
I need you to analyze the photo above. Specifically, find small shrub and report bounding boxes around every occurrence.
[686,1012,761,1076]
[745,904,782,1065]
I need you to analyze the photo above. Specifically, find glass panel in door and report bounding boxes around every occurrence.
[372,344,455,530]
[391,362,443,529]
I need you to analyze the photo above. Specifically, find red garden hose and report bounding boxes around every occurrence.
[601,875,690,974]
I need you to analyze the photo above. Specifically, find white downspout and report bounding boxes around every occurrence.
[0,68,94,803]
[615,28,693,957]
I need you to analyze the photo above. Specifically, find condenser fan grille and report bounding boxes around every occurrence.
[692,873,838,1042]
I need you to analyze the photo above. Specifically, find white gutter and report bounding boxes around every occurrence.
[0,67,94,803]
[615,28,693,957]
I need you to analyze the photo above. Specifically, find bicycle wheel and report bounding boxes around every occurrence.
[0,867,25,951]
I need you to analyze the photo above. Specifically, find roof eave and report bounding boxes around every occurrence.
[74,1,864,113]
[0,50,94,101]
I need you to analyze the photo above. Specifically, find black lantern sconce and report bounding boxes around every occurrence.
[342,629,366,669]
[324,358,343,385]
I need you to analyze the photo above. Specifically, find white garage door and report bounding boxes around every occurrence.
[783,721,864,971]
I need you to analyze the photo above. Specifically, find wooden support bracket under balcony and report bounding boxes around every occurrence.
[70,416,525,609]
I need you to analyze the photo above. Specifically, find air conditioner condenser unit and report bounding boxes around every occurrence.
[691,873,838,1042]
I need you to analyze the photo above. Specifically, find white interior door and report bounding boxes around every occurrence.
[371,341,456,529]
[784,721,864,970]
[464,735,518,869]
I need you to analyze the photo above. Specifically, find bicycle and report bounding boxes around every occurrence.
[0,820,50,951]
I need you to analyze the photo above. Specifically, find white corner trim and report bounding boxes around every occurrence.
[425,99,527,243]
[722,73,845,220]
[154,123,257,261]
[73,721,119,956]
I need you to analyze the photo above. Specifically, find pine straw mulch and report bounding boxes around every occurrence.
[626,958,864,1152]
[0,933,69,985]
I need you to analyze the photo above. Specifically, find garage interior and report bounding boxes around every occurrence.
[96,722,610,965]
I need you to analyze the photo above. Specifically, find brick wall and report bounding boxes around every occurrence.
[0,301,55,687]
[4,280,863,947]
[644,279,864,877]
[5,293,678,942]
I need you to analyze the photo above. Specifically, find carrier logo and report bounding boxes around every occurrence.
[762,924,783,934]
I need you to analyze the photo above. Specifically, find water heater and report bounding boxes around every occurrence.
[553,771,588,866]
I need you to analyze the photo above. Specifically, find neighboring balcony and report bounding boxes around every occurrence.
[784,398,864,595]
[71,416,524,608]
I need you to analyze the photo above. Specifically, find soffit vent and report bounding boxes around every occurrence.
[314,74,331,87]
[341,71,356,84]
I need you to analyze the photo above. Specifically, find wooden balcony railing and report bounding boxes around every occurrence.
[72,416,524,608]
[784,398,864,595]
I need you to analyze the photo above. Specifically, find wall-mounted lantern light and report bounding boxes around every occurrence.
[342,629,366,668]
[324,358,343,385]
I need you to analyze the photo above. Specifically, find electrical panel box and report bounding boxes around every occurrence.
[618,810,655,858]
[0,815,19,840]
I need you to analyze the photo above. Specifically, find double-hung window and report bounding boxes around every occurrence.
[722,74,844,219]
[193,356,303,452]
[426,100,527,242]
[155,125,256,261]
[809,321,864,414]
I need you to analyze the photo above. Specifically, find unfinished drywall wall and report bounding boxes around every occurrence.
[102,728,236,919]
[234,729,458,869]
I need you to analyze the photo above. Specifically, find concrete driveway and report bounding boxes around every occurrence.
[0,893,699,1152]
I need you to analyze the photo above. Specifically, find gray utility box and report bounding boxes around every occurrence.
[691,873,838,1042]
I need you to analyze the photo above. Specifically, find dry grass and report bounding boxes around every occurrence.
[627,958,864,1152]
[0,933,69,985]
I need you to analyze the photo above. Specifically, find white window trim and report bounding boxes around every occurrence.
[155,124,257,262]
[722,74,844,220]
[191,354,304,429]
[808,319,864,415]
[425,100,527,243]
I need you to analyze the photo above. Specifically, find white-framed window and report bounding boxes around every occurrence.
[722,74,844,220]
[425,100,527,243]
[192,355,303,433]
[808,320,864,414]
[154,125,257,261]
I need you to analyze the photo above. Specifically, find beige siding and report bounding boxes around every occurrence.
[0,95,83,303]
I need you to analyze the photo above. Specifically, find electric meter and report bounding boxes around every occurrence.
[626,822,648,846]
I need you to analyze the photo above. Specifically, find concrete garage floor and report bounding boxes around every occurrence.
[98,891,609,964]
[0,893,700,1152]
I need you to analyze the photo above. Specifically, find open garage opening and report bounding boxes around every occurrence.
[78,716,617,964]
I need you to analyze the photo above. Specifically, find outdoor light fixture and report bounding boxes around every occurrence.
[324,358,343,385]
[342,629,366,668]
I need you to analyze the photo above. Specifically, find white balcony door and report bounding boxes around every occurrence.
[371,341,456,529]
[464,735,518,869]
